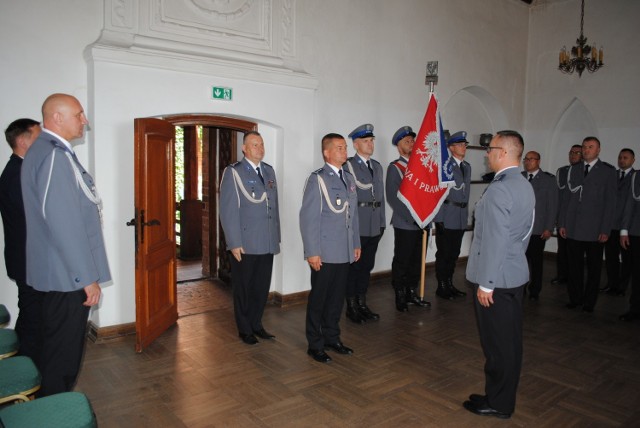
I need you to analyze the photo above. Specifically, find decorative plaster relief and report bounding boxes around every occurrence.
[110,0,136,29]
[145,0,271,53]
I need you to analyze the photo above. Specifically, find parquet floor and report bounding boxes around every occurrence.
[76,262,640,427]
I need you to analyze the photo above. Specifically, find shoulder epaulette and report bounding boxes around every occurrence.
[312,167,324,175]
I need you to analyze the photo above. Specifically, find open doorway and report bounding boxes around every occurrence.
[167,116,258,314]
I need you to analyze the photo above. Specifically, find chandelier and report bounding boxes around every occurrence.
[558,0,603,77]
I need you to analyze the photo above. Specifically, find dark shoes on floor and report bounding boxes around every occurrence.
[620,312,639,322]
[307,348,332,363]
[463,397,511,419]
[325,342,353,355]
[254,328,275,340]
[239,333,259,345]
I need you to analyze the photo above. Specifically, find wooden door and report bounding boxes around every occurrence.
[133,118,177,352]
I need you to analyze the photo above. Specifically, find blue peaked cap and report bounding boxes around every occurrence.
[392,126,416,146]
[446,131,468,145]
[348,124,375,140]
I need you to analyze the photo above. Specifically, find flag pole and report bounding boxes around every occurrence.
[417,61,439,300]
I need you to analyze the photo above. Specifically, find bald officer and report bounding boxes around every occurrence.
[464,130,535,419]
[21,94,110,396]
[300,133,360,363]
[220,131,281,345]
[343,124,385,323]
[433,131,471,300]
[522,150,558,301]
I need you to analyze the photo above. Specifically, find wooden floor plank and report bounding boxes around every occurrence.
[65,261,640,427]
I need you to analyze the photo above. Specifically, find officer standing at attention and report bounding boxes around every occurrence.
[603,148,635,296]
[220,131,281,345]
[386,126,431,312]
[522,150,558,301]
[0,118,44,367]
[433,131,471,300]
[343,124,385,323]
[464,130,535,419]
[552,145,583,285]
[300,133,360,363]
[559,136,617,313]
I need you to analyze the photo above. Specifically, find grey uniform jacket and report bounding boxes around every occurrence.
[466,167,535,290]
[522,170,558,235]
[21,131,111,292]
[300,164,360,264]
[386,157,420,231]
[558,159,617,241]
[555,165,570,227]
[621,171,640,236]
[613,169,634,230]
[219,158,281,255]
[343,156,385,237]
[433,159,471,230]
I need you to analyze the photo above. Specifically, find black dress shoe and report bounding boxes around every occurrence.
[239,333,259,345]
[468,393,486,403]
[406,288,431,307]
[448,279,467,297]
[463,400,511,419]
[254,328,275,340]
[325,342,353,355]
[307,349,332,363]
[620,312,639,322]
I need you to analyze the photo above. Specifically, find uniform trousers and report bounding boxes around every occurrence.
[474,284,524,414]
[434,225,465,281]
[346,234,381,297]
[555,235,569,280]
[525,235,546,297]
[15,279,44,368]
[627,236,640,315]
[566,238,604,309]
[39,289,90,397]
[306,262,348,350]
[391,227,423,291]
[604,229,632,293]
[230,253,273,336]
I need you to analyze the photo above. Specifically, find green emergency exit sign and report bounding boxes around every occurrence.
[212,86,233,101]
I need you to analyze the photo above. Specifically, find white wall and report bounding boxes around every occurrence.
[1,0,636,329]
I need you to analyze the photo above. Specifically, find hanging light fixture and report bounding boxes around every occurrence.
[558,0,603,77]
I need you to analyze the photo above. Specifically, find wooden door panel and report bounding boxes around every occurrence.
[134,118,177,352]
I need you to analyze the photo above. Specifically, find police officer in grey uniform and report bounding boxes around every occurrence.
[220,131,281,345]
[559,136,617,313]
[300,133,360,363]
[386,126,430,312]
[522,150,558,300]
[343,124,385,323]
[464,130,535,419]
[434,131,471,300]
[603,148,635,295]
[620,170,640,321]
[552,145,582,284]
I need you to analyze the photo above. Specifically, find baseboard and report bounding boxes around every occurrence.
[87,321,136,344]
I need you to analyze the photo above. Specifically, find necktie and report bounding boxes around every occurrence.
[620,170,625,181]
[584,164,590,177]
[256,166,264,184]
[366,160,373,177]
[338,170,347,188]
[461,163,465,180]
[528,173,533,182]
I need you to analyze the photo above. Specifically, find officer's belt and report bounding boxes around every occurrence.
[444,200,467,208]
[358,201,382,208]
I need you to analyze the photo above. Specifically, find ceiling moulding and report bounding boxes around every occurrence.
[85,0,318,90]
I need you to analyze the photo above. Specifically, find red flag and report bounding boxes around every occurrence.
[398,93,451,228]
